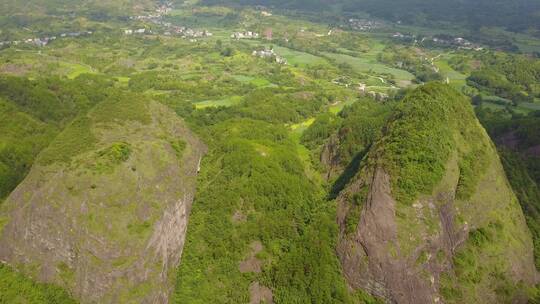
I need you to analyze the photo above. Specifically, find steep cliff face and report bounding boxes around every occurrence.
[0,97,206,303]
[336,83,537,304]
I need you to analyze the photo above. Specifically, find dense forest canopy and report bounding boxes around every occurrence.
[201,0,540,33]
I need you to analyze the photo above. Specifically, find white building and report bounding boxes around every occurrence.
[231,31,259,39]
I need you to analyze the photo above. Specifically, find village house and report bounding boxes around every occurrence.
[156,3,173,15]
[429,35,482,50]
[346,18,383,31]
[1,30,91,49]
[252,48,275,58]
[454,37,467,44]
[124,29,148,35]
[184,29,212,38]
[125,3,209,40]
[358,83,366,92]
[252,48,287,65]
[392,32,416,41]
[367,91,389,101]
[275,56,287,65]
[231,31,259,39]
[32,38,48,47]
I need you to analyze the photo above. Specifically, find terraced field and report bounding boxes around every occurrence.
[434,56,467,89]
[272,46,328,66]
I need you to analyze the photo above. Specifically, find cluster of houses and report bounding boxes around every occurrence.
[331,77,390,101]
[231,31,259,40]
[252,48,287,65]
[126,2,212,40]
[131,1,173,21]
[431,36,484,51]
[345,18,383,31]
[0,31,93,48]
[253,5,273,17]
[231,29,274,40]
[129,2,172,32]
[392,32,416,41]
[124,28,148,35]
[392,32,484,51]
[358,83,389,101]
[365,90,389,101]
[124,26,213,39]
[156,2,173,15]
[166,27,213,38]
[131,12,176,30]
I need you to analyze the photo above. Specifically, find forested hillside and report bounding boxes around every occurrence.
[201,0,540,34]
[0,75,113,199]
[477,107,540,268]
[334,83,537,303]
[0,0,539,303]
[0,0,153,16]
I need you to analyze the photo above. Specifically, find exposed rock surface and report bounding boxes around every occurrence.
[320,134,341,181]
[0,101,206,303]
[239,241,264,273]
[249,281,274,304]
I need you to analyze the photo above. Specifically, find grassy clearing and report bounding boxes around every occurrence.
[60,62,96,79]
[481,101,533,115]
[195,95,243,109]
[114,76,131,88]
[323,52,415,82]
[232,75,274,87]
[520,102,540,111]
[434,58,467,89]
[37,116,96,166]
[288,122,325,187]
[329,98,356,114]
[272,46,328,66]
[289,117,315,134]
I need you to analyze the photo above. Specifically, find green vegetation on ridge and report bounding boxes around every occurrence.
[373,82,488,205]
[0,263,76,304]
[174,115,377,303]
[0,75,114,199]
[476,107,540,269]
